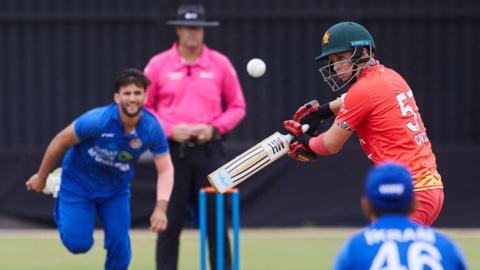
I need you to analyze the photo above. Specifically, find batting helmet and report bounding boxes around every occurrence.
[316,22,376,92]
[315,22,375,60]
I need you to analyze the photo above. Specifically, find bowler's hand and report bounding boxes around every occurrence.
[150,201,168,233]
[192,124,215,144]
[25,173,46,193]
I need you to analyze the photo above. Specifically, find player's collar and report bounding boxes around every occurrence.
[112,103,121,122]
[371,214,412,226]
[358,60,380,79]
[172,42,210,69]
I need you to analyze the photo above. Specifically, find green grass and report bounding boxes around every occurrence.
[0,228,478,269]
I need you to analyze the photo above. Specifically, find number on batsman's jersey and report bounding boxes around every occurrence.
[335,64,442,191]
[333,215,467,270]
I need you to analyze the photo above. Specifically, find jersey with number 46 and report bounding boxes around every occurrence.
[333,214,467,270]
[336,63,442,191]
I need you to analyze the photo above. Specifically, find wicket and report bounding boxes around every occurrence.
[199,187,240,270]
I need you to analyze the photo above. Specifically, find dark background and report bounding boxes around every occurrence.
[0,0,479,228]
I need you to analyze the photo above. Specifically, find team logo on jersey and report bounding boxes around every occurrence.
[200,71,214,79]
[101,133,114,138]
[167,72,183,80]
[129,138,143,149]
[118,151,133,161]
[339,121,351,130]
[322,31,331,44]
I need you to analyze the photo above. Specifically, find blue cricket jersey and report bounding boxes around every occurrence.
[333,214,467,270]
[61,103,169,193]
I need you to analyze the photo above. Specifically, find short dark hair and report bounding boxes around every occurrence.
[114,68,150,93]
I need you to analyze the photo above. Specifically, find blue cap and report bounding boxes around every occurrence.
[365,162,414,211]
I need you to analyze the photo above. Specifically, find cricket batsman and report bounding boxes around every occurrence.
[283,22,443,225]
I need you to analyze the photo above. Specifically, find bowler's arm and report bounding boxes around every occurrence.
[26,124,79,192]
[150,152,174,232]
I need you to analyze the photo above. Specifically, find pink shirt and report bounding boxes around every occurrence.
[144,43,246,138]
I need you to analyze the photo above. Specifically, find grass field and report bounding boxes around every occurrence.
[0,228,478,269]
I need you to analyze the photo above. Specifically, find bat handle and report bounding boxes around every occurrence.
[285,124,310,142]
[301,124,310,133]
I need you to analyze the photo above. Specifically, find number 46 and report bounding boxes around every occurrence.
[370,241,443,270]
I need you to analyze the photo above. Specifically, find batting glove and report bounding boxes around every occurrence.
[293,100,321,134]
[283,120,304,136]
[288,141,317,162]
[293,100,335,136]
[283,121,317,162]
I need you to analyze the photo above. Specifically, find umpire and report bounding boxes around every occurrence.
[143,4,246,270]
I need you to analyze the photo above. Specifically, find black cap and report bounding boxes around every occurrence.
[166,4,219,27]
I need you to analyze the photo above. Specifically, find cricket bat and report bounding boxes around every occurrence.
[208,125,308,193]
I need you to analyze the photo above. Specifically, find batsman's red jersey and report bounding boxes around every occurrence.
[336,63,443,192]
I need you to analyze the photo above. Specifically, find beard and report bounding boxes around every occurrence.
[120,103,142,118]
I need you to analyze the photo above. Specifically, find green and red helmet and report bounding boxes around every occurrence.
[315,21,375,61]
[316,22,376,92]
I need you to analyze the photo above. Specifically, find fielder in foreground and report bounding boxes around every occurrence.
[333,162,467,270]
[25,69,174,270]
[283,22,443,225]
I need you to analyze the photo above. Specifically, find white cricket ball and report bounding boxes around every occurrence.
[246,58,266,78]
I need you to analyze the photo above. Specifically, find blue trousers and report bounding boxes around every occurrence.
[54,186,131,270]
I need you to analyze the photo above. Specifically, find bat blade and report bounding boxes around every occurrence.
[208,132,293,193]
